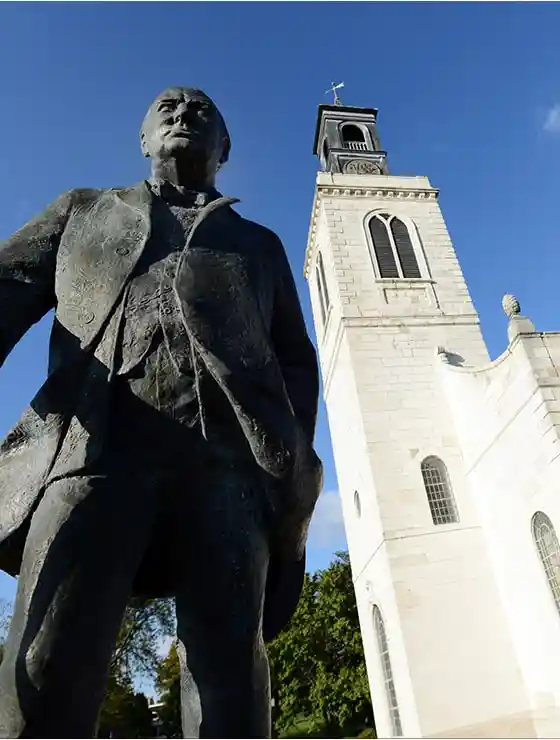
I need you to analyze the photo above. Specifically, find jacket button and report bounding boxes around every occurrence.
[82,311,95,324]
[117,246,130,256]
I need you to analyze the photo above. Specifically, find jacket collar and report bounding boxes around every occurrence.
[114,180,240,219]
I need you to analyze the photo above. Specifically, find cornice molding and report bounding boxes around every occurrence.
[304,184,439,277]
[318,185,438,199]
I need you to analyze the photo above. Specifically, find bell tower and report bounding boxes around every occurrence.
[314,101,389,176]
[305,96,536,738]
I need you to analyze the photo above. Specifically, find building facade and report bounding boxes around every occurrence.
[305,100,560,738]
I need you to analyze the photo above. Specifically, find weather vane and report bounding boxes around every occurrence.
[325,81,344,105]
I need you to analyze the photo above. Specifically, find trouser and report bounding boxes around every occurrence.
[0,450,271,738]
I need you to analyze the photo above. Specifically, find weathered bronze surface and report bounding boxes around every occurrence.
[0,87,322,738]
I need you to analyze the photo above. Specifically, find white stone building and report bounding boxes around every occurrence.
[305,99,560,738]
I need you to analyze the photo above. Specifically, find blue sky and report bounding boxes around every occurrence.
[1,2,560,606]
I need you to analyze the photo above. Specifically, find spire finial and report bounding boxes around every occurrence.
[503,293,535,340]
[502,294,521,319]
[325,81,344,105]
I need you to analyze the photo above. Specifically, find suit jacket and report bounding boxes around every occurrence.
[0,181,323,641]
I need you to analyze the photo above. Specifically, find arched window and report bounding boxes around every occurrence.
[532,511,560,614]
[373,606,402,737]
[341,123,367,151]
[421,456,458,525]
[315,251,330,325]
[368,214,421,279]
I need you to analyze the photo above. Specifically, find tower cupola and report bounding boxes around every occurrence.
[313,101,389,175]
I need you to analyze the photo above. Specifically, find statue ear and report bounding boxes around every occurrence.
[140,131,150,158]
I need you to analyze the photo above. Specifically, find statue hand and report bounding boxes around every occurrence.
[270,439,323,563]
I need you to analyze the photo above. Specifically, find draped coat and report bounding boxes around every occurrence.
[0,182,323,641]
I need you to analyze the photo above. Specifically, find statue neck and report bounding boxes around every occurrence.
[150,158,215,192]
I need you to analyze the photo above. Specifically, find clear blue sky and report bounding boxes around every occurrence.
[1,2,560,606]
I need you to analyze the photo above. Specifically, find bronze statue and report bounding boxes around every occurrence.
[0,87,322,738]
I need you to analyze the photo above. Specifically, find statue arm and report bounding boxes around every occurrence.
[270,234,320,445]
[0,191,75,368]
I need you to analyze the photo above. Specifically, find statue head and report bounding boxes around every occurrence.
[140,87,231,186]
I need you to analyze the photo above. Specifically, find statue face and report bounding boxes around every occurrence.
[141,87,228,172]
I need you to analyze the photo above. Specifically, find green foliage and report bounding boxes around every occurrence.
[98,597,175,738]
[278,714,329,738]
[109,597,175,683]
[155,642,182,738]
[0,557,376,738]
[356,728,376,738]
[97,675,155,738]
[268,552,375,738]
[150,553,376,738]
[0,596,173,738]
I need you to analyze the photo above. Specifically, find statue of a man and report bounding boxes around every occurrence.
[0,87,322,738]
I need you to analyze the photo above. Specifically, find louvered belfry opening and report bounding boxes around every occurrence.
[391,217,421,278]
[369,214,421,279]
[341,123,365,142]
[341,124,368,152]
[370,214,399,278]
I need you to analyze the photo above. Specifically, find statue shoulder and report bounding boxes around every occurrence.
[57,186,138,218]
[63,187,110,210]
[234,213,283,250]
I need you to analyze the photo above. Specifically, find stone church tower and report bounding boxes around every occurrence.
[305,99,560,738]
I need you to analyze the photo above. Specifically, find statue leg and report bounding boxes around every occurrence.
[172,463,271,739]
[0,474,157,738]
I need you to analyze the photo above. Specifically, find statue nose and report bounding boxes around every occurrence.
[174,105,195,124]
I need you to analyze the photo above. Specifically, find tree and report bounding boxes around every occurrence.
[155,642,182,738]
[268,552,375,738]
[98,597,175,738]
[0,596,172,737]
[110,597,175,683]
[97,676,155,738]
[120,554,376,738]
[268,572,320,732]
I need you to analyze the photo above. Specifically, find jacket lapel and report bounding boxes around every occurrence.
[90,183,238,357]
[82,182,238,352]
[118,182,239,262]
[74,182,152,353]
[188,194,240,246]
